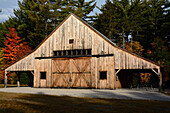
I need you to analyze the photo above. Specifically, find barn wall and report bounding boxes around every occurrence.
[34,59,52,87]
[91,56,115,89]
[6,53,34,71]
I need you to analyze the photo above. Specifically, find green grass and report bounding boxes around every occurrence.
[0,84,28,88]
[0,92,170,113]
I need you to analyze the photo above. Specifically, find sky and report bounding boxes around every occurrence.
[0,0,106,23]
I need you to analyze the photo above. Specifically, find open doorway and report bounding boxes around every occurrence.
[117,69,159,88]
[3,71,34,87]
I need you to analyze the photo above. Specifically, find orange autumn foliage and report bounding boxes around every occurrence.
[1,27,32,81]
[2,27,32,64]
[125,41,144,56]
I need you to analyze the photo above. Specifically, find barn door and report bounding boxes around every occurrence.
[71,58,91,88]
[52,58,91,88]
[53,59,70,87]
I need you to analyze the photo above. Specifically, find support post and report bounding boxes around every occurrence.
[114,69,121,89]
[4,71,7,88]
[158,68,162,92]
[151,68,162,92]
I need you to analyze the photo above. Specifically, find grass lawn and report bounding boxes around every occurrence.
[0,92,170,113]
[0,84,28,88]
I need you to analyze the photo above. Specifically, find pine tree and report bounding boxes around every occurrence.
[74,0,96,19]
[4,0,96,49]
[94,0,144,48]
[12,0,53,48]
[0,49,5,82]
[0,23,8,48]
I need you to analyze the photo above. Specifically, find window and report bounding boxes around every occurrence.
[83,50,86,55]
[63,51,66,56]
[100,71,107,80]
[40,72,46,79]
[77,50,81,55]
[73,50,76,55]
[58,51,61,56]
[68,50,71,55]
[69,39,74,44]
[53,49,92,56]
[87,49,91,55]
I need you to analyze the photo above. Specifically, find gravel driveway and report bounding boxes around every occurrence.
[0,87,170,101]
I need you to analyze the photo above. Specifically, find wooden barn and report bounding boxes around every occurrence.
[4,13,162,90]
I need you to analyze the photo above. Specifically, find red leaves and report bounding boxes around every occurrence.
[147,50,152,54]
[0,27,32,81]
[3,27,32,64]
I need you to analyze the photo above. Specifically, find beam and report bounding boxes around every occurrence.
[35,54,114,59]
[152,69,159,75]
[4,71,7,88]
[31,71,34,75]
[115,69,121,75]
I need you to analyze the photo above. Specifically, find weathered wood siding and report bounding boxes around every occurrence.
[34,59,52,87]
[6,53,34,71]
[91,56,115,89]
[6,14,159,72]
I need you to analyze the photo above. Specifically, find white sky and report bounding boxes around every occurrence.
[0,0,106,22]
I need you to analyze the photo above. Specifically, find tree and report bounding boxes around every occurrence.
[73,0,96,20]
[11,0,53,48]
[94,0,145,48]
[147,38,170,72]
[2,27,22,64]
[1,28,32,83]
[2,27,32,64]
[0,23,8,48]
[14,42,32,60]
[133,0,170,51]
[125,41,144,56]
[0,49,5,83]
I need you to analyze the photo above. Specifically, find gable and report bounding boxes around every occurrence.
[5,13,160,72]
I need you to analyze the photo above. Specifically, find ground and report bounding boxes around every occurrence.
[0,87,170,101]
[0,86,170,112]
[0,92,170,113]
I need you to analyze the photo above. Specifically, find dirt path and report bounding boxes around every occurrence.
[0,87,170,101]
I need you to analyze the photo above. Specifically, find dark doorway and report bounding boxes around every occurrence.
[117,69,159,88]
[28,72,34,87]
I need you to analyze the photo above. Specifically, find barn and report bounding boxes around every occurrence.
[4,13,162,90]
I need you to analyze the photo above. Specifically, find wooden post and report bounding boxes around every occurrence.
[114,69,121,89]
[158,68,162,92]
[151,68,162,92]
[4,71,7,88]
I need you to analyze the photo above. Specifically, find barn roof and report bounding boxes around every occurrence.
[4,13,161,70]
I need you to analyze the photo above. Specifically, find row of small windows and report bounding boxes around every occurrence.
[40,71,107,80]
[53,49,92,56]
